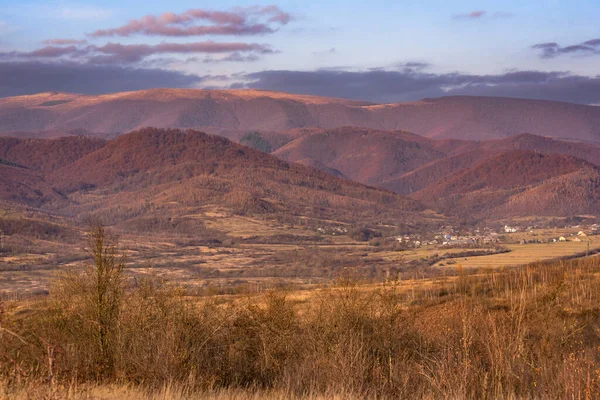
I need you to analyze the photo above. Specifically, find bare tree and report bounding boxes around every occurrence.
[54,223,125,378]
[86,224,125,376]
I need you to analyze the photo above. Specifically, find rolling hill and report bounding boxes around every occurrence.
[412,151,600,219]
[1,89,600,143]
[273,127,449,185]
[0,136,106,173]
[0,128,435,233]
[275,129,600,195]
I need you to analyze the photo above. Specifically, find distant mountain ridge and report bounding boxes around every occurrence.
[2,89,600,143]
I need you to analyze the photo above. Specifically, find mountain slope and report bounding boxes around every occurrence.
[0,136,106,173]
[0,164,64,208]
[273,129,600,195]
[412,151,600,218]
[30,128,432,229]
[273,127,448,186]
[2,89,600,143]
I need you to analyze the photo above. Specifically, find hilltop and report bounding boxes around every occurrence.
[1,89,600,143]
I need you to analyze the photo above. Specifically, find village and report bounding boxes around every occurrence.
[393,222,600,248]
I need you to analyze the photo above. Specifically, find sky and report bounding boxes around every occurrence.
[1,0,600,103]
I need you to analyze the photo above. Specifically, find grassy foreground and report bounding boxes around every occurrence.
[2,227,600,399]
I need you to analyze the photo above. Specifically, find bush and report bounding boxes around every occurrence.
[3,232,600,398]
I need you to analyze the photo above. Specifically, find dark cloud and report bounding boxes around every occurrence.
[89,6,291,37]
[584,39,600,47]
[0,61,202,98]
[533,38,600,58]
[453,11,512,20]
[395,61,430,71]
[237,68,600,104]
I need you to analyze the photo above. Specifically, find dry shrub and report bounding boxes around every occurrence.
[3,232,600,398]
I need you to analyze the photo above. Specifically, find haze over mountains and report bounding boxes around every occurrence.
[2,89,600,143]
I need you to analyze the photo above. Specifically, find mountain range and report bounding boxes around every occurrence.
[1,89,600,223]
[0,128,434,234]
[2,89,600,143]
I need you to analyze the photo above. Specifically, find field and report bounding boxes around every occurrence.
[3,229,600,399]
[2,211,599,299]
[433,237,600,268]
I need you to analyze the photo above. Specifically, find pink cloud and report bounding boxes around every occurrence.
[27,45,80,58]
[2,41,274,64]
[88,6,291,37]
[454,10,486,19]
[91,41,273,63]
[42,39,88,46]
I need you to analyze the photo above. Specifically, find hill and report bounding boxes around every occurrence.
[0,136,106,173]
[0,163,65,208]
[274,129,600,197]
[412,151,600,219]
[273,127,448,186]
[0,128,435,233]
[1,90,600,143]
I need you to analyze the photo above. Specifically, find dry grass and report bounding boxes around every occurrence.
[3,243,600,399]
[0,381,364,400]
[434,238,600,268]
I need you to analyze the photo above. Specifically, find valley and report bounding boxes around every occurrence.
[2,93,600,298]
[4,0,600,397]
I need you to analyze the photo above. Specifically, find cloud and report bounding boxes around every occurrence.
[1,41,274,65]
[533,38,600,58]
[396,61,430,71]
[312,47,336,56]
[584,39,600,47]
[4,59,599,106]
[88,6,291,37]
[0,61,202,98]
[454,10,485,19]
[202,52,261,63]
[453,10,512,20]
[235,67,600,104]
[42,39,88,46]
[89,42,273,64]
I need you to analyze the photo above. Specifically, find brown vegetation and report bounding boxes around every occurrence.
[0,128,432,232]
[2,224,600,398]
[414,151,600,218]
[0,136,105,173]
